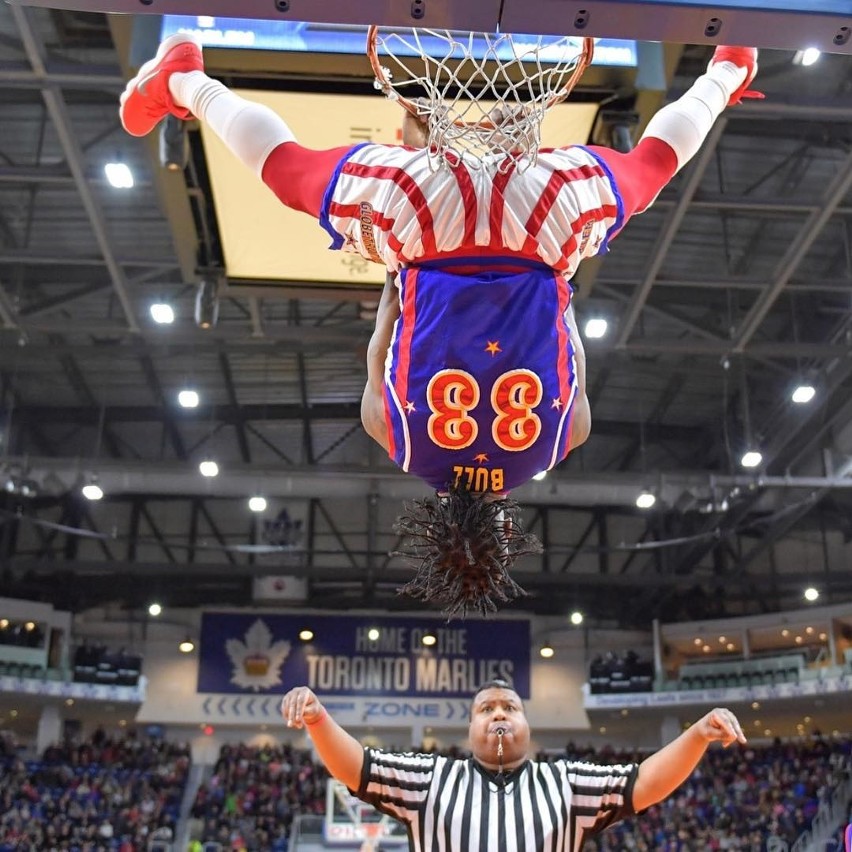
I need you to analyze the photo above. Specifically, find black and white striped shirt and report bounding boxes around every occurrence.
[357,748,637,852]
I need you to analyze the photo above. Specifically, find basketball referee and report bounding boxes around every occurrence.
[281,678,746,851]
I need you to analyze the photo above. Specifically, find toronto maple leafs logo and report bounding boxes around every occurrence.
[225,619,291,691]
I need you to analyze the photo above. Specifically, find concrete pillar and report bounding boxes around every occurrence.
[660,714,681,747]
[827,619,838,666]
[652,619,664,686]
[36,704,62,755]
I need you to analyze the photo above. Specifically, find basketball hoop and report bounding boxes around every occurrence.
[359,822,386,852]
[367,27,594,171]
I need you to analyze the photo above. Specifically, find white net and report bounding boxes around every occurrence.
[358,818,391,852]
[368,28,594,171]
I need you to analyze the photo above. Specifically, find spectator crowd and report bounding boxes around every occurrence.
[0,729,190,851]
[0,726,847,851]
[578,734,851,851]
[187,742,327,851]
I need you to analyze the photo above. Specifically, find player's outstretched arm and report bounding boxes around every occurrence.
[167,70,351,218]
[632,707,746,811]
[637,46,758,176]
[281,685,365,791]
[590,47,759,219]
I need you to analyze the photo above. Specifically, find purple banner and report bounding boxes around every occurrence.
[197,612,530,698]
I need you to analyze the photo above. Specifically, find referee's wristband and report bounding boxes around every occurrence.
[305,708,327,726]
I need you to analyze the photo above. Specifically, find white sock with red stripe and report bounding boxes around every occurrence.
[168,71,295,177]
[640,60,748,173]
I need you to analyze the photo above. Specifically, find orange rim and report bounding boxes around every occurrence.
[366,25,421,118]
[366,26,596,127]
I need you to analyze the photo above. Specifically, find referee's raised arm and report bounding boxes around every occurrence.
[633,706,747,811]
[281,685,364,791]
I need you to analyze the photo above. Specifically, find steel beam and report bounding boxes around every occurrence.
[9,4,139,332]
[0,60,124,89]
[10,557,852,596]
[5,455,852,505]
[732,148,852,351]
[0,252,177,269]
[615,117,727,346]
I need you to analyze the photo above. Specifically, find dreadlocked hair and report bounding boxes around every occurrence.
[393,486,543,618]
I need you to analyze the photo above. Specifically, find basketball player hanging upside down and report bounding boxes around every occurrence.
[120,35,760,616]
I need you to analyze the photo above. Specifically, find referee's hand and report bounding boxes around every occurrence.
[696,707,747,748]
[281,685,324,728]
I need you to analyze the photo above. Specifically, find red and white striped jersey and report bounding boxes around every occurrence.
[320,143,623,272]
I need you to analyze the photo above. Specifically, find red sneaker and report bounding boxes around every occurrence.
[709,46,763,106]
[119,33,204,137]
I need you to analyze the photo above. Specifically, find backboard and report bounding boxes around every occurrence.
[16,0,852,54]
[324,779,409,848]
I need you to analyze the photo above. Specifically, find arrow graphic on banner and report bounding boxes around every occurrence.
[201,695,286,717]
[444,700,469,721]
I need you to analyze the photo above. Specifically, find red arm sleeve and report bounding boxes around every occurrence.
[588,137,678,221]
[260,142,354,219]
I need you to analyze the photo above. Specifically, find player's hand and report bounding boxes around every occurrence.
[694,707,747,747]
[280,686,324,728]
[709,46,764,106]
[488,103,530,128]
[401,99,430,148]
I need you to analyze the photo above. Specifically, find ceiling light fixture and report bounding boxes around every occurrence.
[569,611,583,626]
[539,644,555,659]
[195,274,221,329]
[248,496,267,513]
[104,161,134,189]
[740,450,762,469]
[635,490,656,509]
[803,586,819,602]
[298,629,314,642]
[584,318,608,339]
[81,481,103,501]
[791,384,815,404]
[178,389,199,409]
[199,460,219,478]
[150,303,175,325]
[159,114,189,171]
[178,638,195,653]
[793,47,821,66]
[738,365,763,470]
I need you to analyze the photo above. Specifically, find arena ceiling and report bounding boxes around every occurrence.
[0,3,850,628]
